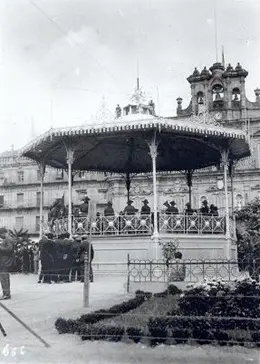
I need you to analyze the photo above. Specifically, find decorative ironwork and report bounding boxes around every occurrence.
[159,214,226,235]
[127,259,259,283]
[43,213,153,237]
[42,213,231,237]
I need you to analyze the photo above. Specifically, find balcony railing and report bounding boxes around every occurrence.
[42,213,235,238]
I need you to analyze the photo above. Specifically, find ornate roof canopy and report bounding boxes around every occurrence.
[20,114,250,174]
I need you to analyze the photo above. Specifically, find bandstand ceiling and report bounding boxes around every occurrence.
[20,117,250,173]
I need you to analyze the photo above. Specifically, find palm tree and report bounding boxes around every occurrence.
[8,228,30,250]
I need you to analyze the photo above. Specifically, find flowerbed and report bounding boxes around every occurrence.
[55,278,260,347]
[55,290,152,334]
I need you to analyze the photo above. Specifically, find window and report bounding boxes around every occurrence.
[235,194,243,211]
[232,88,241,108]
[36,192,41,207]
[17,171,24,182]
[0,195,3,208]
[197,91,205,115]
[35,216,40,232]
[17,193,24,207]
[15,216,24,230]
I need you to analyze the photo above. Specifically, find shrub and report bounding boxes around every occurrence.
[55,318,79,334]
[168,284,182,295]
[171,329,189,344]
[251,332,260,347]
[213,331,229,346]
[126,327,144,343]
[154,284,182,298]
[55,290,150,335]
[147,317,169,346]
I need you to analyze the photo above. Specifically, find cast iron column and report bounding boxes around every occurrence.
[66,147,75,236]
[38,160,46,239]
[221,149,231,259]
[148,133,159,257]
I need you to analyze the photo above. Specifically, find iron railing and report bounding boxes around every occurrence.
[127,259,259,283]
[42,213,234,238]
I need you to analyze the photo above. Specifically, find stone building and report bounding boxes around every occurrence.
[0,61,259,238]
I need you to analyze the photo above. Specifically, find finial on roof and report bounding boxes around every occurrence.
[193,67,200,76]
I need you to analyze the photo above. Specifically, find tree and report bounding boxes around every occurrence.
[160,239,180,267]
[235,198,260,279]
[8,228,30,251]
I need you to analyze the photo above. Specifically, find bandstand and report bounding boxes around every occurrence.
[20,95,251,267]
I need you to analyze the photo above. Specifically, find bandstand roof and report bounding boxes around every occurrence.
[20,114,250,173]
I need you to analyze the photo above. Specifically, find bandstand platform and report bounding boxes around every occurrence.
[20,81,251,284]
[44,212,237,273]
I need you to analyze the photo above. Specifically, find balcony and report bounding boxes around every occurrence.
[43,213,235,238]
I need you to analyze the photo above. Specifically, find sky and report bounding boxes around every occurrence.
[0,0,260,153]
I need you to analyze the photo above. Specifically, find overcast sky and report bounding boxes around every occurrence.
[0,0,260,153]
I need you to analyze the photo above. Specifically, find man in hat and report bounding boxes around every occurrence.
[80,196,90,216]
[168,201,179,214]
[0,235,15,300]
[62,237,73,282]
[200,200,209,215]
[123,200,138,215]
[38,235,54,283]
[104,201,115,217]
[185,202,195,216]
[141,199,151,215]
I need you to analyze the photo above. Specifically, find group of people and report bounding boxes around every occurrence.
[38,233,94,284]
[101,198,218,217]
[0,231,94,300]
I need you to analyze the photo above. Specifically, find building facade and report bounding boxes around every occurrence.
[0,61,260,238]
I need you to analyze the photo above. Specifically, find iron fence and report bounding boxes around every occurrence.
[127,258,260,283]
[43,213,234,237]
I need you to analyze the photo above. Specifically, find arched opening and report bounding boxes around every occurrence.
[212,84,224,109]
[197,91,205,115]
[232,88,241,108]
[235,194,243,211]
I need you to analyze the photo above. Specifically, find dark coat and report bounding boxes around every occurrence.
[0,239,15,273]
[141,205,151,215]
[78,242,94,263]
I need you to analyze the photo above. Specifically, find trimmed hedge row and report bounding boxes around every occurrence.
[55,290,152,334]
[147,316,260,346]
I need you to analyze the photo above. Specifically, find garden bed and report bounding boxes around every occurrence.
[55,278,260,347]
[94,294,179,329]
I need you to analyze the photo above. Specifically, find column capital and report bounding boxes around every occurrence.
[220,148,229,166]
[148,137,159,159]
[66,148,75,165]
[37,160,46,178]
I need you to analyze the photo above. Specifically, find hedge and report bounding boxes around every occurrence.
[55,290,151,335]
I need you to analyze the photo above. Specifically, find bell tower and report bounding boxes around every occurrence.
[180,61,249,123]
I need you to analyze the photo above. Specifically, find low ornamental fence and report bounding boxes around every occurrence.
[43,213,234,237]
[127,258,260,283]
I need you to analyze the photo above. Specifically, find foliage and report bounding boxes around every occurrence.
[8,228,30,251]
[160,239,180,265]
[126,327,145,343]
[153,284,182,297]
[55,278,260,347]
[235,198,260,263]
[55,291,151,335]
